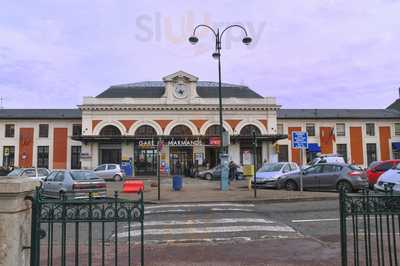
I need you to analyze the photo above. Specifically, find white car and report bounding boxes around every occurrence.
[374,164,400,192]
[7,168,50,183]
[310,156,345,165]
[252,162,300,188]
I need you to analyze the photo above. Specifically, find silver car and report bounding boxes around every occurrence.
[42,170,107,199]
[94,164,126,181]
[278,163,368,192]
[7,167,50,182]
[252,162,300,188]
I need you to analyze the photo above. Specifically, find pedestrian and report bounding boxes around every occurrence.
[229,161,237,181]
[175,160,181,175]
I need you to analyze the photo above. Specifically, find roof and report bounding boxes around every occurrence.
[387,99,400,112]
[277,109,400,119]
[1,108,398,120]
[96,81,263,99]
[0,109,81,119]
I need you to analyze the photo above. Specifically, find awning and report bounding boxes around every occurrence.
[392,142,400,151]
[307,143,321,153]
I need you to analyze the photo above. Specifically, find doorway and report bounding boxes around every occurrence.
[134,148,157,176]
[169,147,193,176]
[205,147,219,168]
[99,144,121,165]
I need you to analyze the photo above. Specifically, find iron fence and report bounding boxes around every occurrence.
[29,188,144,266]
[340,189,400,266]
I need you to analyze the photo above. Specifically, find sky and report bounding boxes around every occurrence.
[0,0,399,109]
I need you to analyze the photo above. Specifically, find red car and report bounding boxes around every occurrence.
[367,160,400,187]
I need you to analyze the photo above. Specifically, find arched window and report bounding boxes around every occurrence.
[205,125,226,136]
[170,125,192,136]
[135,125,157,136]
[99,125,122,136]
[240,125,261,136]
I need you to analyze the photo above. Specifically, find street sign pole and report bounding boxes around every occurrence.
[300,149,303,192]
[253,131,257,198]
[291,131,308,192]
[157,138,162,201]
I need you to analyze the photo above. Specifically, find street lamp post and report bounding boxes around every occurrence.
[188,24,252,191]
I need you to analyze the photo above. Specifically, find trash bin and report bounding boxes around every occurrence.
[172,175,183,191]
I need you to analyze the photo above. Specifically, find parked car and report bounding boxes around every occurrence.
[94,164,126,181]
[0,166,12,176]
[367,160,400,188]
[278,163,368,192]
[252,162,300,188]
[41,170,107,199]
[374,163,400,193]
[309,154,345,165]
[197,164,243,180]
[7,167,50,182]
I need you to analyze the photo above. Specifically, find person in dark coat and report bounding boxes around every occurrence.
[229,161,237,181]
[175,160,182,175]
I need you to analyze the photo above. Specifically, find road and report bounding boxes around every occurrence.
[39,199,342,265]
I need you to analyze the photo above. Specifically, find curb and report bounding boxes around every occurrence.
[143,195,338,205]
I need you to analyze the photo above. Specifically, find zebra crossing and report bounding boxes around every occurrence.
[114,203,303,244]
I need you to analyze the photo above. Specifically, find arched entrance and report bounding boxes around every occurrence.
[204,125,225,168]
[169,125,193,176]
[239,125,262,169]
[134,125,157,176]
[98,125,122,164]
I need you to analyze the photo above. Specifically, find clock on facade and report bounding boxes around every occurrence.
[174,84,188,99]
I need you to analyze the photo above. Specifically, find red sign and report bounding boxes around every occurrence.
[209,137,221,146]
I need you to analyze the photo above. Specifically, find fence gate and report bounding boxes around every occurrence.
[29,188,144,266]
[340,189,400,266]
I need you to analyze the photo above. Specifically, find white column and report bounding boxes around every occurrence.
[228,143,240,165]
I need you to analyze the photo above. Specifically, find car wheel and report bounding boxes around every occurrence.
[336,181,353,193]
[113,174,122,182]
[285,180,298,191]
[205,173,213,181]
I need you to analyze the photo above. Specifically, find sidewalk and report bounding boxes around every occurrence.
[107,177,338,204]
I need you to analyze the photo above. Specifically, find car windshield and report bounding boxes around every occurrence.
[258,163,284,172]
[310,158,320,165]
[368,161,380,170]
[7,168,23,176]
[71,171,99,181]
[349,165,363,171]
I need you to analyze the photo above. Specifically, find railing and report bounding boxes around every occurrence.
[340,189,400,266]
[29,188,144,266]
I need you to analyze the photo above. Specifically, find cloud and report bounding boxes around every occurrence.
[0,0,399,109]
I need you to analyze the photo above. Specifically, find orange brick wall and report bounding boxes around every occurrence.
[19,128,34,167]
[320,127,334,154]
[53,128,68,169]
[350,127,364,164]
[379,126,391,161]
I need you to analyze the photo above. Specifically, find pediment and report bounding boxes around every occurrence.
[162,70,198,82]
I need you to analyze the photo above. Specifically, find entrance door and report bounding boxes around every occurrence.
[99,144,121,165]
[278,145,289,162]
[205,147,219,168]
[170,147,193,176]
[134,148,157,176]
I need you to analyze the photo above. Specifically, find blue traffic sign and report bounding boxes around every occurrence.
[292,131,308,149]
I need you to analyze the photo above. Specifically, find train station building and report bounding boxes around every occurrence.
[0,70,400,174]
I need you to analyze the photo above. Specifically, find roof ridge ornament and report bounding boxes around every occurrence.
[162,70,199,82]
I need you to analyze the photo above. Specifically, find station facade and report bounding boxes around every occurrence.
[0,70,400,174]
